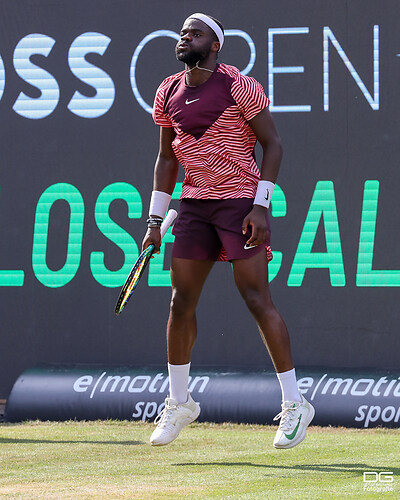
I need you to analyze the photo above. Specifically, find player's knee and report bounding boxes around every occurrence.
[170,289,197,317]
[241,289,273,318]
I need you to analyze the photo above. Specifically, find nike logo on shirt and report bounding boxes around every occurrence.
[185,98,200,105]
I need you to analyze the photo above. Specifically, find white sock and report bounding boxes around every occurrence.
[168,362,191,404]
[276,368,302,403]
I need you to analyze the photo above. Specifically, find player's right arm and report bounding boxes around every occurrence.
[142,126,179,253]
[153,126,179,195]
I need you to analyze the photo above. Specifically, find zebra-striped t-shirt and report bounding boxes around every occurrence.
[152,63,270,200]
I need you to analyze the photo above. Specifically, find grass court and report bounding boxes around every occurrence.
[0,421,398,499]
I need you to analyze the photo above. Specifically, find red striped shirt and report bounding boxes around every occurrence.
[153,63,269,199]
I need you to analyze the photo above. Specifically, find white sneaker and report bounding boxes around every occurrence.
[150,392,200,446]
[273,396,315,449]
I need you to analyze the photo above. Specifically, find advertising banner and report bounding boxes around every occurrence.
[5,365,400,428]
[0,1,399,398]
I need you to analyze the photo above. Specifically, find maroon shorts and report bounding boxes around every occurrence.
[172,198,271,261]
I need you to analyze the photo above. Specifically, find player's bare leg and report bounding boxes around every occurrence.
[167,257,214,364]
[150,257,213,446]
[232,251,314,448]
[232,251,293,372]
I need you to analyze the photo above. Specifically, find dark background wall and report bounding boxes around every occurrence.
[0,0,399,398]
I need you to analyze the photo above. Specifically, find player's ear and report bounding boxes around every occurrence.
[211,40,220,53]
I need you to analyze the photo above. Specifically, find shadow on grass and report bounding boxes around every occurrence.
[174,462,400,477]
[0,438,145,446]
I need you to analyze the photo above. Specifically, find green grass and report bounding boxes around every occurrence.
[0,421,399,499]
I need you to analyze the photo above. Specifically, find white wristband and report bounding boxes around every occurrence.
[149,190,172,219]
[254,181,275,209]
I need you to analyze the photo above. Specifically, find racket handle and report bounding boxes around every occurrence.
[160,209,178,239]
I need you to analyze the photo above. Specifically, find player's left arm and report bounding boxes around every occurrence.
[242,108,283,247]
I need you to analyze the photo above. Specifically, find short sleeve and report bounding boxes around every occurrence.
[152,80,173,127]
[231,74,270,122]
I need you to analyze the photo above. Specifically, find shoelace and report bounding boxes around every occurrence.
[273,403,300,432]
[154,403,177,428]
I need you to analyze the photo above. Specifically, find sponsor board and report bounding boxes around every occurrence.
[5,365,400,428]
[298,374,400,428]
[0,0,399,402]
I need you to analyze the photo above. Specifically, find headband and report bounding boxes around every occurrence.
[185,13,224,51]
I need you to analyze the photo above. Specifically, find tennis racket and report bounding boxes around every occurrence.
[114,209,178,315]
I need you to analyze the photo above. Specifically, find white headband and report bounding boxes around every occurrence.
[185,13,224,51]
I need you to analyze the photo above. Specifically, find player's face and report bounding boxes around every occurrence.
[175,19,216,65]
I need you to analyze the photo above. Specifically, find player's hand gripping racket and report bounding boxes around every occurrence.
[114,209,177,315]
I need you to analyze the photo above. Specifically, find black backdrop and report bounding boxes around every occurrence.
[0,0,399,398]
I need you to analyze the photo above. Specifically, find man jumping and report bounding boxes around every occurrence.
[142,13,315,449]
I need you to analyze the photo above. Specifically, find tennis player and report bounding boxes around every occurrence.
[142,13,315,449]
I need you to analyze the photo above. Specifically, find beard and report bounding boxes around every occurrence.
[175,42,212,67]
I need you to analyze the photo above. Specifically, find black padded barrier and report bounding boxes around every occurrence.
[5,365,400,428]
